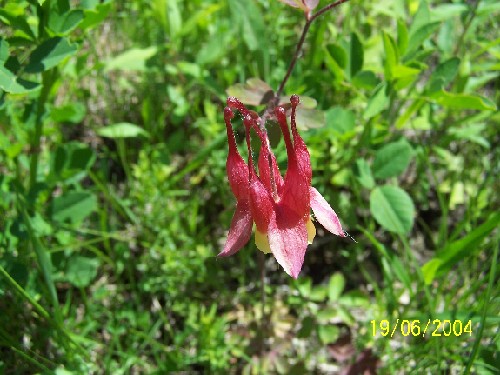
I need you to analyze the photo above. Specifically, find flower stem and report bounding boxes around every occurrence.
[274,0,350,100]
[257,249,266,356]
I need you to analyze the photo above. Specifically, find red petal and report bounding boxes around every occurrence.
[310,187,345,237]
[258,138,284,198]
[267,208,308,278]
[225,107,248,200]
[248,177,274,233]
[218,200,253,257]
[290,95,312,183]
[276,104,310,217]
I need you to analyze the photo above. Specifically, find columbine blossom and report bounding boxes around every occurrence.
[219,95,345,278]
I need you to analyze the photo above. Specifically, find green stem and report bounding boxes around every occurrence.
[29,71,54,197]
[464,233,499,374]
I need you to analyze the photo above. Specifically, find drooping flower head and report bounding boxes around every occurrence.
[219,95,346,278]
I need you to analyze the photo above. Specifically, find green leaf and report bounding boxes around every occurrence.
[0,9,36,40]
[97,123,150,138]
[25,37,77,73]
[427,90,496,110]
[226,78,274,106]
[373,139,413,179]
[0,66,40,93]
[50,191,97,224]
[383,32,398,79]
[50,102,86,123]
[397,19,409,55]
[0,38,9,63]
[50,10,84,34]
[325,107,355,135]
[65,256,99,288]
[229,0,266,52]
[370,185,415,234]
[364,83,389,119]
[48,0,84,34]
[338,291,370,307]
[104,47,157,72]
[317,325,339,344]
[328,273,345,302]
[349,32,363,78]
[422,212,500,284]
[355,158,375,189]
[295,108,325,130]
[50,142,96,182]
[79,2,111,31]
[352,70,380,90]
[405,22,440,58]
[448,124,489,149]
[427,58,460,93]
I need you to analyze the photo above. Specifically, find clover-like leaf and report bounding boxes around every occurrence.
[226,78,274,106]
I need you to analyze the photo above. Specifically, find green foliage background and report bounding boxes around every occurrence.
[0,0,498,373]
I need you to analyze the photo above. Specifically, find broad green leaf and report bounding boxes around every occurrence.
[31,214,52,237]
[326,107,355,135]
[317,325,339,344]
[373,139,413,179]
[0,38,9,63]
[297,316,315,338]
[409,0,431,36]
[97,123,149,138]
[295,107,325,130]
[48,0,84,34]
[428,90,496,110]
[405,22,440,58]
[370,185,415,234]
[422,212,500,284]
[352,70,380,90]
[324,44,345,82]
[50,191,97,224]
[397,19,409,55]
[430,3,468,22]
[25,37,77,73]
[328,273,345,302]
[168,0,182,36]
[0,66,40,93]
[0,9,36,40]
[338,291,370,307]
[104,47,157,72]
[49,10,84,34]
[427,58,460,93]
[65,256,99,288]
[327,42,347,70]
[364,83,389,119]
[50,142,96,182]
[50,102,86,123]
[350,32,363,78]
[79,2,112,31]
[392,64,420,79]
[383,32,398,79]
[355,158,375,189]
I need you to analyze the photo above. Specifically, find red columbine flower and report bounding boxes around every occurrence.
[219,95,346,278]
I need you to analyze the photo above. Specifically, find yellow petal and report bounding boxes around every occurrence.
[306,217,316,244]
[255,230,272,254]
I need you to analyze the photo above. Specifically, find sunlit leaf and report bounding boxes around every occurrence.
[25,37,77,73]
[226,78,274,106]
[370,185,415,234]
[97,123,150,138]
